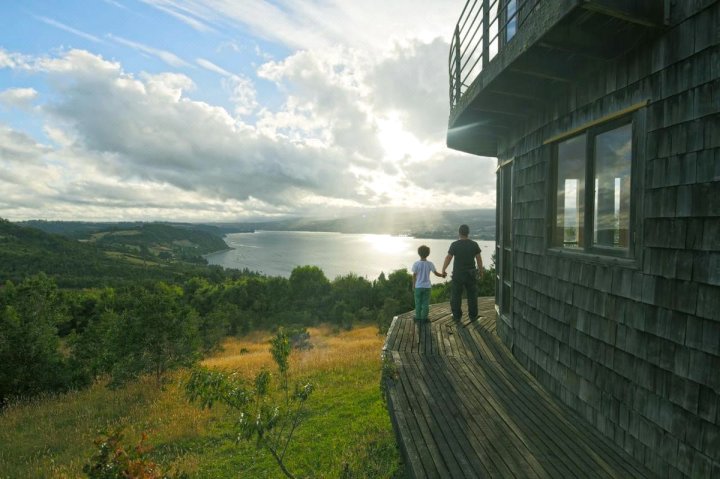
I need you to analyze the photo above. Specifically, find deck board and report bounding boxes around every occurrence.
[383,299,657,478]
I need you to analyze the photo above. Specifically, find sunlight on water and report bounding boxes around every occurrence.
[363,234,411,254]
[206,231,495,284]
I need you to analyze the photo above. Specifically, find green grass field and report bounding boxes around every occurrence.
[0,325,404,478]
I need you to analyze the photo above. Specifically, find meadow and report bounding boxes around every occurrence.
[0,324,404,478]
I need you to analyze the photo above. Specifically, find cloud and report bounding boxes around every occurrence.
[403,151,496,196]
[196,58,232,76]
[0,48,32,70]
[257,48,382,159]
[195,59,258,117]
[141,1,461,54]
[36,49,361,208]
[0,88,38,109]
[0,126,50,162]
[223,75,258,116]
[0,0,499,222]
[369,38,450,141]
[103,0,128,10]
[107,34,191,68]
[35,16,104,43]
[142,1,214,32]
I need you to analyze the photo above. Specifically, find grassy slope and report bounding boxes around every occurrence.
[0,325,404,479]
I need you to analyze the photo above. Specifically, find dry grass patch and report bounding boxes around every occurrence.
[203,325,384,378]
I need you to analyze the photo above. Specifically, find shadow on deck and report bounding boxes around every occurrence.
[382,299,655,478]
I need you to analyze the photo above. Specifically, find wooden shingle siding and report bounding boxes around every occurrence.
[489,2,720,477]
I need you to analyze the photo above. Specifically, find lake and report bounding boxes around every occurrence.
[205,231,496,284]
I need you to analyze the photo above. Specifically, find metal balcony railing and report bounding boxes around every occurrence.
[449,0,542,109]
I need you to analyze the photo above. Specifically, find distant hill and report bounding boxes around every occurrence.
[212,208,496,240]
[22,221,227,257]
[1,219,227,288]
[21,220,227,240]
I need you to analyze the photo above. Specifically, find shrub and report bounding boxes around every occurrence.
[83,430,187,479]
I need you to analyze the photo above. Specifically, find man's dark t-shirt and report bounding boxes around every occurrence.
[448,239,481,274]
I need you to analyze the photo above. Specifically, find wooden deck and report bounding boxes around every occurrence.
[382,299,656,479]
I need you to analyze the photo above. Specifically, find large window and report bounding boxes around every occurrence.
[551,119,635,256]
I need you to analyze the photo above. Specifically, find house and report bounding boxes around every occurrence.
[447,1,720,477]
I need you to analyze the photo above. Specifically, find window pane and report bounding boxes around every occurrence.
[502,166,512,246]
[594,124,632,249]
[555,134,586,248]
[506,0,518,42]
[489,18,499,59]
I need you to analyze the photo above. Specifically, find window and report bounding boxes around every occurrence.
[496,161,513,320]
[594,124,632,249]
[555,134,586,248]
[551,119,635,256]
[506,0,518,42]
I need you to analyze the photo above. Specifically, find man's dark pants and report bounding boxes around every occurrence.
[450,270,478,320]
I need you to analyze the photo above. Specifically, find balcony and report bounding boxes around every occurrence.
[382,300,655,477]
[447,0,666,157]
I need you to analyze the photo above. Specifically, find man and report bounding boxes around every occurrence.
[441,224,483,321]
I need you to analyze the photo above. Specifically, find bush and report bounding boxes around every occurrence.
[83,430,187,479]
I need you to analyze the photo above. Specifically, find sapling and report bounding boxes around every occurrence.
[185,327,313,479]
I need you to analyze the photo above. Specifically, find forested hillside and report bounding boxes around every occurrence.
[0,219,228,288]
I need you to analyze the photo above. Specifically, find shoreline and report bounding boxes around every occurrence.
[218,229,495,242]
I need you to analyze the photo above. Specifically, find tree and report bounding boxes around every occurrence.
[385,269,414,312]
[107,283,201,386]
[0,274,72,403]
[186,328,313,479]
[331,274,373,325]
[289,266,330,321]
[376,298,401,335]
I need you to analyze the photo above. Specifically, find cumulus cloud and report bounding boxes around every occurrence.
[0,88,38,109]
[35,49,361,208]
[257,48,381,159]
[0,126,50,162]
[223,74,258,117]
[369,38,450,141]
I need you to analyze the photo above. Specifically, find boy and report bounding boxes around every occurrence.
[411,245,446,321]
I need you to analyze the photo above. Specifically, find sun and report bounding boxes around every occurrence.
[376,112,427,163]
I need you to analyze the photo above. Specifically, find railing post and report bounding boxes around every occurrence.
[454,25,462,106]
[482,0,490,69]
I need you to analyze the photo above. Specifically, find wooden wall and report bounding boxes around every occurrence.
[495,1,720,477]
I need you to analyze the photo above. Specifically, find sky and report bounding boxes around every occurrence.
[0,0,496,222]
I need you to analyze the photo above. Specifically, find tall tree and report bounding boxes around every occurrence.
[0,274,71,402]
[108,283,201,386]
[289,266,330,321]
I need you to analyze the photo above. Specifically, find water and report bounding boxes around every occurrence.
[205,231,495,284]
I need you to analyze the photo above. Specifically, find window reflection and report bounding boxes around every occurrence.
[594,124,632,249]
[555,134,586,247]
[506,0,518,42]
